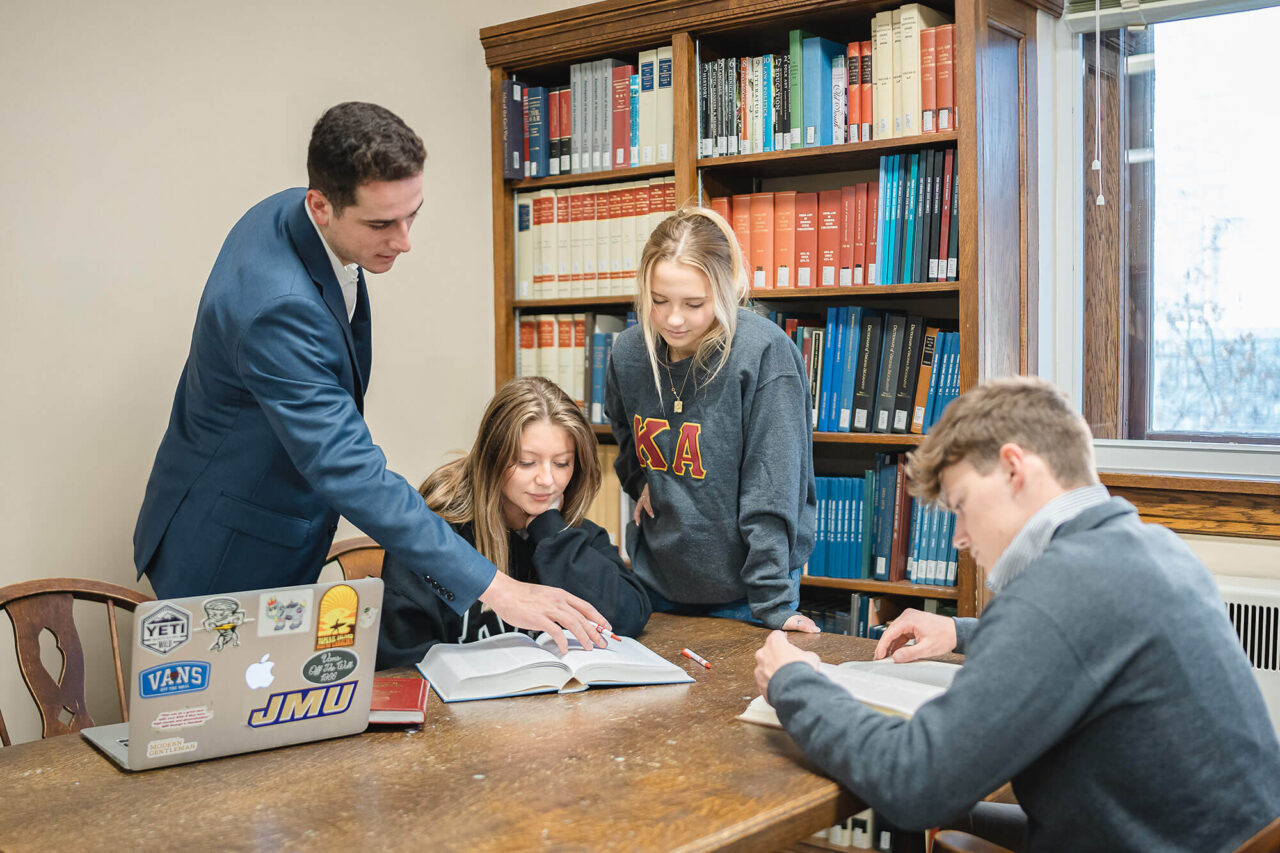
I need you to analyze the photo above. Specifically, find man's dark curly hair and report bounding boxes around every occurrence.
[307,102,425,213]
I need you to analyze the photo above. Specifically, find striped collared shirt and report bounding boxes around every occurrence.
[985,484,1111,594]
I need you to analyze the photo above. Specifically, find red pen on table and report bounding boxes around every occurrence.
[682,647,711,669]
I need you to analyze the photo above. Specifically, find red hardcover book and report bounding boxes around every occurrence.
[889,461,910,582]
[921,28,938,134]
[730,194,753,278]
[846,44,862,143]
[936,25,955,130]
[773,190,797,289]
[612,65,635,169]
[839,185,857,287]
[817,189,841,288]
[937,148,954,282]
[749,192,775,290]
[853,183,869,286]
[369,677,429,725]
[866,182,880,285]
[663,177,676,212]
[860,42,874,144]
[558,87,572,174]
[710,196,731,223]
[547,88,561,175]
[794,192,818,288]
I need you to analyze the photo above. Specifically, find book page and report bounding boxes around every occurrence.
[442,633,567,680]
[738,659,958,727]
[533,632,693,686]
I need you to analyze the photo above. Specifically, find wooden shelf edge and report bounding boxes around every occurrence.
[813,432,924,446]
[801,577,959,599]
[510,164,673,190]
[1099,471,1280,497]
[751,282,960,300]
[698,131,958,170]
[515,295,635,310]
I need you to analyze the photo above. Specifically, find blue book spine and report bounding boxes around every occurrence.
[901,153,919,284]
[906,497,920,582]
[802,37,843,146]
[762,54,775,153]
[923,331,947,432]
[813,478,828,577]
[526,87,549,179]
[920,505,936,585]
[590,332,608,424]
[882,156,899,283]
[944,511,958,586]
[841,478,853,579]
[818,306,840,432]
[837,306,862,432]
[629,75,640,167]
[873,456,895,581]
[852,480,862,580]
[891,156,907,285]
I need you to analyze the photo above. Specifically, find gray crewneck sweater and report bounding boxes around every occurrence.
[769,498,1280,850]
[604,308,816,628]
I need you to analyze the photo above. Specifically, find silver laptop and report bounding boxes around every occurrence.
[82,577,383,771]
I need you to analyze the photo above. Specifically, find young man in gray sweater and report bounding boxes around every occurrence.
[755,376,1280,852]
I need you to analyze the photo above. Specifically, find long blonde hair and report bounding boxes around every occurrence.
[418,377,602,574]
[635,206,749,400]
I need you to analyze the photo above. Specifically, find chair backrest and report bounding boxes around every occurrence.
[1235,815,1280,853]
[326,536,385,580]
[0,577,152,746]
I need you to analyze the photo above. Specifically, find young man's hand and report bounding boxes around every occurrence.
[633,483,654,526]
[478,572,609,653]
[874,608,957,662]
[754,630,821,698]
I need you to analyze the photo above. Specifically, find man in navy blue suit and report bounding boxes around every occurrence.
[135,102,607,651]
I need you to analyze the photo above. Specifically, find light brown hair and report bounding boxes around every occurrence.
[635,206,749,401]
[418,377,601,574]
[906,375,1099,503]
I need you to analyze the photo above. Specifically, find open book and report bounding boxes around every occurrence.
[740,659,960,727]
[418,631,694,702]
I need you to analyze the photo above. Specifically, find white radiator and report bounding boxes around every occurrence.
[1215,574,1280,737]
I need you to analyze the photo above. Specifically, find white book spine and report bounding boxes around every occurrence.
[638,50,658,165]
[655,46,674,163]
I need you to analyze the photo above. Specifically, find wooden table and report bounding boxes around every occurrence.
[0,613,875,852]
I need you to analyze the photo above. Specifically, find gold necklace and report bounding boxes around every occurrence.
[662,350,694,414]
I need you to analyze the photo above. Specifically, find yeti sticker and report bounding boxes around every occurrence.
[138,603,192,656]
[257,589,314,637]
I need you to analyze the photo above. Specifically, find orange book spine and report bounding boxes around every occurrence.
[860,41,874,142]
[794,192,818,288]
[936,25,955,131]
[921,28,938,134]
[612,65,634,168]
[816,189,841,288]
[853,182,868,286]
[731,194,753,278]
[710,196,730,222]
[839,185,857,287]
[663,177,676,212]
[866,182,880,285]
[847,43,862,143]
[773,190,797,289]
[911,326,941,434]
[749,192,775,290]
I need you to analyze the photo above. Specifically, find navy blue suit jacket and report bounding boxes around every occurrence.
[134,188,495,607]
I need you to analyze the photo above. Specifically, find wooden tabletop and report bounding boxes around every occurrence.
[0,613,877,852]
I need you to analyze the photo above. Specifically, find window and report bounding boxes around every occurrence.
[1080,5,1280,444]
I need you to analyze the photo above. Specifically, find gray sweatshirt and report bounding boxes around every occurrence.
[769,498,1280,850]
[604,308,816,628]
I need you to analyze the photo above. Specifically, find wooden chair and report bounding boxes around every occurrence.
[326,536,385,580]
[0,577,152,746]
[933,814,1280,853]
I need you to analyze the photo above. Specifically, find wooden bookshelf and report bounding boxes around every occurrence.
[481,0,1046,618]
[801,575,960,600]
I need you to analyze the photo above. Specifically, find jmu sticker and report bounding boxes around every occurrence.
[257,589,314,637]
[138,661,210,697]
[138,604,192,656]
[246,681,357,728]
[315,584,358,651]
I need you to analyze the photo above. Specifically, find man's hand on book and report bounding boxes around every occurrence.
[874,608,956,662]
[754,630,821,699]
[478,572,609,654]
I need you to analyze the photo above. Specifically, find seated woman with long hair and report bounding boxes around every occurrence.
[377,377,651,668]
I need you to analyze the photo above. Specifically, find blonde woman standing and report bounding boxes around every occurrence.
[377,377,651,668]
[605,208,818,632]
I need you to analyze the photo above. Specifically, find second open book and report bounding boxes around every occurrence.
[740,658,960,726]
[418,631,694,702]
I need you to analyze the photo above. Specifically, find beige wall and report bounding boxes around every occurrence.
[0,0,580,745]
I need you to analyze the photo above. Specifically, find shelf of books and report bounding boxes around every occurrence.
[483,0,1042,619]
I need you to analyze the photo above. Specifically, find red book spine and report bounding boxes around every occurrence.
[921,28,938,134]
[860,42,873,143]
[663,177,676,212]
[889,460,910,582]
[612,65,634,169]
[839,185,857,287]
[846,44,862,143]
[749,192,775,290]
[853,183,868,286]
[558,88,571,172]
[547,88,560,175]
[773,190,797,289]
[794,192,818,288]
[711,196,730,222]
[866,182,880,285]
[936,25,955,130]
[817,189,841,288]
[731,194,753,278]
[937,148,954,282]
